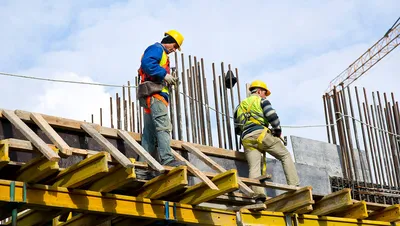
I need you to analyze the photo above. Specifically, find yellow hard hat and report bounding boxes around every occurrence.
[249,80,271,96]
[164,30,184,51]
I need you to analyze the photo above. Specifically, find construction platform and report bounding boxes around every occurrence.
[0,108,399,226]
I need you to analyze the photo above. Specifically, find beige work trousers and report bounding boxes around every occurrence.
[242,129,300,196]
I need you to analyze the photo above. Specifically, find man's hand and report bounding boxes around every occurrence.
[271,127,282,137]
[164,74,178,85]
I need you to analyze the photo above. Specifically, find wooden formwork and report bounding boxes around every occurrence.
[0,108,399,226]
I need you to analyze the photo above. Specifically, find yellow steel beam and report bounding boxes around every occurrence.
[50,151,109,188]
[0,140,10,170]
[16,147,59,183]
[333,200,369,219]
[0,179,237,225]
[367,204,400,222]
[57,213,114,226]
[178,169,239,205]
[8,209,63,226]
[311,188,353,216]
[264,186,314,213]
[239,210,394,226]
[88,158,136,193]
[137,166,188,200]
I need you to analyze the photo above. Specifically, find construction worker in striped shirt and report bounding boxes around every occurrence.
[234,80,299,203]
[137,30,186,167]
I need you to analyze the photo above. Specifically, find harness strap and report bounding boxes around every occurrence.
[144,94,168,114]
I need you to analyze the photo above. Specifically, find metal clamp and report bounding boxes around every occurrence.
[8,181,27,226]
[285,213,299,226]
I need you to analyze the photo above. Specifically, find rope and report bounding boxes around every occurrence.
[3,71,398,135]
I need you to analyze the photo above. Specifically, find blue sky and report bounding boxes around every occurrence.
[1,0,399,152]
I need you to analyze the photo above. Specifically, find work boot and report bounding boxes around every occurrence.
[253,194,266,204]
[165,160,186,167]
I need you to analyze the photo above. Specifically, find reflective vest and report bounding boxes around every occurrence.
[234,95,269,133]
[138,50,170,97]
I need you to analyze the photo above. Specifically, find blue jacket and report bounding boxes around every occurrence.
[140,42,168,82]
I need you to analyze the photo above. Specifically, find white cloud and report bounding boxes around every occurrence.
[0,0,399,151]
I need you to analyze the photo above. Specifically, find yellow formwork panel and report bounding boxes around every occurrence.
[0,179,237,226]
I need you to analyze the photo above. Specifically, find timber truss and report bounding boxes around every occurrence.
[0,109,399,226]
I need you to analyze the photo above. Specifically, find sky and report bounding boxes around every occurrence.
[1,0,399,154]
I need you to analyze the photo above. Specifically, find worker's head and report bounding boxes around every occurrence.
[161,30,184,54]
[249,80,271,98]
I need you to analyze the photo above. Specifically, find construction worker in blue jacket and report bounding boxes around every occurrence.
[234,80,299,203]
[137,30,186,167]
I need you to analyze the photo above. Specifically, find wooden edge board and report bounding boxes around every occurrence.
[30,112,72,156]
[2,109,60,162]
[171,148,219,190]
[1,109,246,161]
[332,200,369,219]
[367,204,400,222]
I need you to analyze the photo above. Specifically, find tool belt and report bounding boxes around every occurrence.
[137,81,164,99]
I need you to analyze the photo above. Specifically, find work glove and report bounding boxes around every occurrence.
[271,127,282,137]
[164,73,178,85]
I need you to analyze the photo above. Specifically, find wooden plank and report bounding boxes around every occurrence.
[30,113,72,156]
[264,186,314,213]
[50,152,109,188]
[16,209,63,226]
[178,169,240,205]
[367,204,400,222]
[171,148,219,190]
[1,109,60,162]
[182,143,254,197]
[138,166,188,199]
[81,123,133,168]
[311,188,353,216]
[333,201,369,219]
[88,158,136,192]
[117,129,164,172]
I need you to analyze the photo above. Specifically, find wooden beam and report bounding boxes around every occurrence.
[88,158,136,192]
[311,188,353,216]
[81,123,133,168]
[0,140,10,170]
[367,204,400,222]
[117,129,164,173]
[50,151,109,188]
[333,201,369,219]
[1,109,60,162]
[178,169,239,205]
[17,148,60,183]
[264,186,314,213]
[232,203,266,211]
[171,148,219,190]
[30,112,72,156]
[137,166,188,199]
[182,143,254,197]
